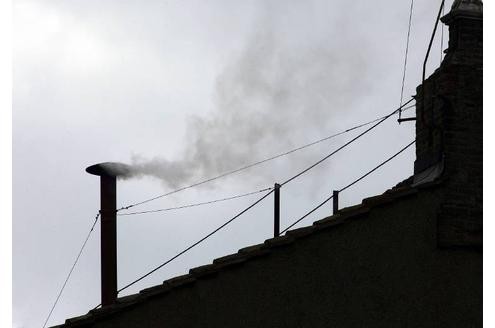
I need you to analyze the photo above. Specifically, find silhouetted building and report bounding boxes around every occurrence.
[53,1,482,326]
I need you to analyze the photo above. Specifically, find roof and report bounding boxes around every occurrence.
[53,175,442,327]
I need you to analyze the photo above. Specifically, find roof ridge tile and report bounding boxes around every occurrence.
[337,204,370,218]
[213,253,247,267]
[362,194,395,207]
[263,235,295,248]
[189,263,220,278]
[238,243,268,256]
[139,283,172,298]
[163,273,196,288]
[285,225,317,239]
[313,214,346,228]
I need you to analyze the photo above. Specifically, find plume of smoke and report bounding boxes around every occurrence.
[128,2,371,189]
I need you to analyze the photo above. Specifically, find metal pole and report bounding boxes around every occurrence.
[100,175,117,307]
[274,183,281,237]
[333,190,339,215]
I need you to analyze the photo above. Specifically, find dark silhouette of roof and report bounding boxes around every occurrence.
[54,175,446,327]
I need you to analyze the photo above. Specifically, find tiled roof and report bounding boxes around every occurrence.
[53,176,441,327]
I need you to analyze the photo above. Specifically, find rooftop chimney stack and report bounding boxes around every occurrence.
[86,162,131,307]
[414,0,482,247]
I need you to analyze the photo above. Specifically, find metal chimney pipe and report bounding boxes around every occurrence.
[86,162,131,307]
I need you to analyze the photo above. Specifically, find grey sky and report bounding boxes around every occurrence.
[13,1,453,327]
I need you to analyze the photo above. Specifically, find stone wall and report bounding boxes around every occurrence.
[414,5,482,247]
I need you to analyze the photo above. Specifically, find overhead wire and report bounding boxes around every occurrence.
[88,101,417,311]
[42,212,100,328]
[116,99,413,293]
[420,0,445,128]
[398,0,415,122]
[87,100,417,311]
[338,140,416,193]
[117,100,415,213]
[280,140,416,234]
[118,187,273,216]
[117,188,274,294]
[112,99,413,297]
[440,1,445,65]
[280,98,414,188]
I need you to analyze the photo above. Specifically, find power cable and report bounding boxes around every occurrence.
[93,134,417,306]
[398,0,415,122]
[280,98,414,188]
[118,101,415,212]
[440,1,445,65]
[42,213,100,328]
[118,187,273,216]
[421,0,445,126]
[89,102,416,310]
[338,140,415,193]
[117,188,274,294]
[280,140,416,234]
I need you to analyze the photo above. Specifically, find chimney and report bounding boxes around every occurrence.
[86,162,131,306]
[414,0,482,247]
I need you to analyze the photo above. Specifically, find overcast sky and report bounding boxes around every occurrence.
[13,1,454,327]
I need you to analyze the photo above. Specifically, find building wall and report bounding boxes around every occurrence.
[86,188,481,328]
[414,9,482,247]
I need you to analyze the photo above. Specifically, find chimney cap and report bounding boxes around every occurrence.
[86,162,132,178]
[444,0,482,22]
[451,0,482,11]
